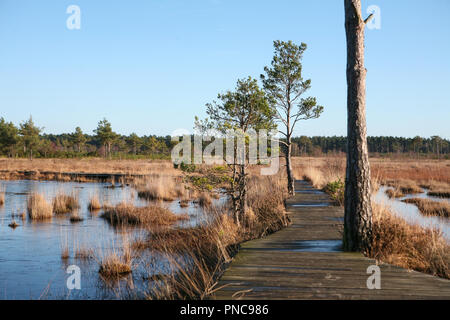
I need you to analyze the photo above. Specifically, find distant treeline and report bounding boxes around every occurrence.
[292,136,449,158]
[0,116,448,159]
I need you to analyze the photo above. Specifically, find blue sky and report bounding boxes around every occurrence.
[0,0,449,138]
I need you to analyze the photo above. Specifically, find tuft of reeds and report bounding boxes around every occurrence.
[101,202,188,227]
[99,237,133,278]
[53,192,79,214]
[88,194,102,211]
[197,193,212,207]
[0,188,4,206]
[61,247,69,260]
[69,211,84,222]
[385,188,404,198]
[369,203,449,279]
[27,193,53,220]
[136,175,186,201]
[8,220,19,228]
[401,198,450,217]
[387,179,423,195]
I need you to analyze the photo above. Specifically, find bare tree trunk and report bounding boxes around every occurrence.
[285,141,295,195]
[343,0,373,253]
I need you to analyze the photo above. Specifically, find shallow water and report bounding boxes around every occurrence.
[0,179,223,299]
[374,186,450,240]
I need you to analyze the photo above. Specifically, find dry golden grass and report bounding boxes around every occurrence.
[101,202,188,227]
[99,237,133,279]
[69,211,84,222]
[0,158,177,175]
[99,252,132,278]
[402,198,450,217]
[385,188,404,198]
[385,179,423,195]
[52,192,79,214]
[145,172,289,299]
[88,194,102,211]
[27,193,53,220]
[136,175,186,201]
[370,203,449,279]
[293,156,450,192]
[370,158,450,184]
[293,157,345,189]
[197,192,212,207]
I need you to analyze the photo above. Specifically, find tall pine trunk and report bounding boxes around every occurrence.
[285,141,295,195]
[343,0,373,252]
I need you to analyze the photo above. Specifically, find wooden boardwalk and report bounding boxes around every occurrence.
[213,180,450,300]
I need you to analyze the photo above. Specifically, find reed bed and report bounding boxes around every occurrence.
[136,175,186,201]
[402,198,450,217]
[370,203,449,279]
[144,173,289,299]
[52,192,79,214]
[385,188,404,198]
[0,158,177,176]
[88,194,102,211]
[98,237,133,279]
[69,210,84,222]
[197,192,212,207]
[27,193,53,220]
[101,202,188,227]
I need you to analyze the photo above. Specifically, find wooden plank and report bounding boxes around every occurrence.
[213,180,450,300]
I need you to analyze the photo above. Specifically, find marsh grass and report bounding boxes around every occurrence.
[136,175,186,202]
[98,236,133,279]
[370,203,450,279]
[88,194,102,211]
[401,198,450,217]
[144,173,289,299]
[101,202,188,227]
[197,192,212,207]
[385,188,405,198]
[53,192,79,214]
[27,193,53,220]
[0,187,5,206]
[69,210,84,222]
[386,179,423,195]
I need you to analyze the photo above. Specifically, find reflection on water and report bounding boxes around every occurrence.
[0,179,225,299]
[374,186,450,240]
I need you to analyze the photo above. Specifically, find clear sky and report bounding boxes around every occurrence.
[0,0,449,138]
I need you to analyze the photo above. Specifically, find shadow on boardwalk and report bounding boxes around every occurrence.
[213,180,450,300]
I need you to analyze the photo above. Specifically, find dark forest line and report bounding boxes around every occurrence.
[1,117,448,159]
